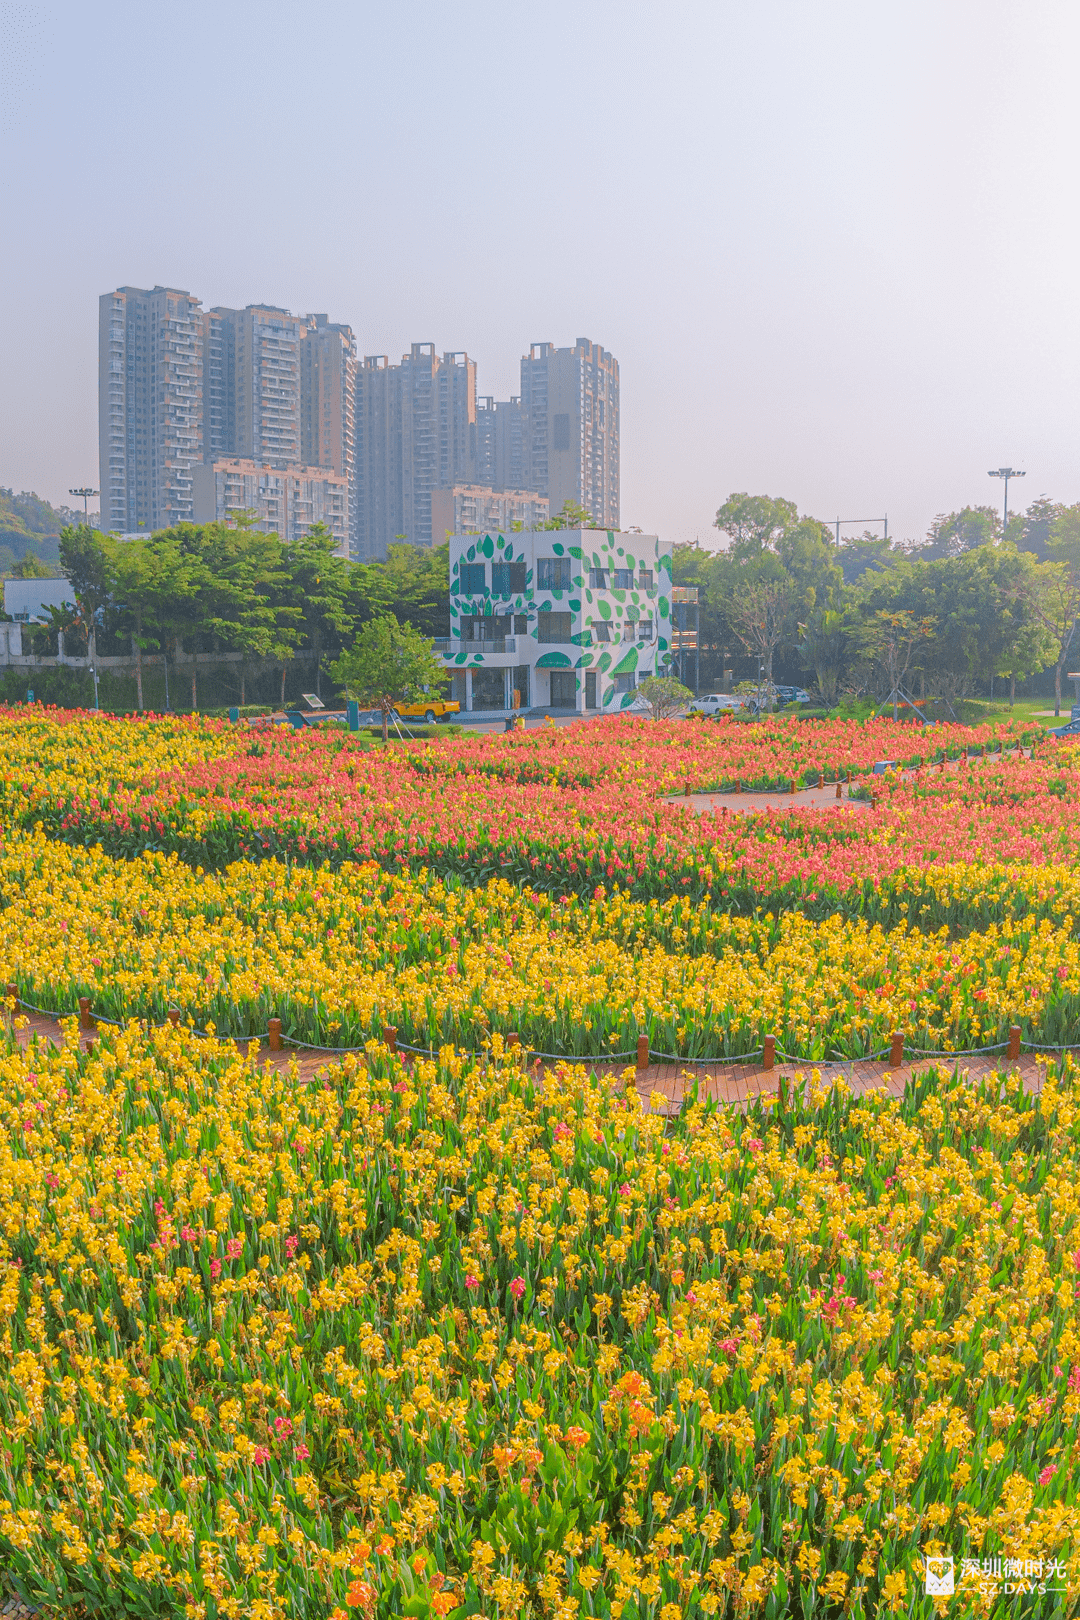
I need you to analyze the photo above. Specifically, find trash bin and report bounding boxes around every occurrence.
[347,700,360,732]
[228,706,239,723]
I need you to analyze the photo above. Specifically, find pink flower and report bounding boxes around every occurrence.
[285,1236,298,1258]
[868,1269,884,1284]
[619,1183,631,1196]
[465,1274,479,1290]
[274,1417,294,1438]
[294,1442,310,1461]
[509,1276,526,1301]
[226,1237,243,1260]
[1039,1465,1055,1486]
[252,1445,271,1466]
[746,1138,763,1153]
[180,1226,197,1243]
[209,1259,222,1280]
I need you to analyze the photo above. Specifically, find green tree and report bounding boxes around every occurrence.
[713,492,797,549]
[10,551,55,579]
[727,579,796,688]
[329,613,445,743]
[837,531,895,585]
[798,606,848,707]
[1013,558,1080,716]
[1019,496,1061,563]
[919,506,1000,559]
[280,523,352,698]
[103,532,199,713]
[350,543,450,639]
[541,500,595,530]
[857,609,936,719]
[58,524,109,646]
[636,674,693,721]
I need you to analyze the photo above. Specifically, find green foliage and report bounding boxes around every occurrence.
[636,674,693,720]
[330,613,445,741]
[350,543,449,639]
[541,499,595,530]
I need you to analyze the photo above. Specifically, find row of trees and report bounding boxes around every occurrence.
[675,493,1080,714]
[42,521,451,711]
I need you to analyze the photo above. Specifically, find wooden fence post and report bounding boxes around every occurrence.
[1008,1025,1021,1062]
[268,1017,282,1052]
[636,1034,649,1071]
[890,1032,904,1069]
[763,1034,775,1072]
[384,1025,398,1055]
[78,997,93,1031]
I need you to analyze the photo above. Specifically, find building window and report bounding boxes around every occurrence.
[592,621,610,642]
[613,673,636,694]
[458,562,485,594]
[537,611,573,643]
[589,567,608,588]
[637,617,654,641]
[553,413,570,450]
[638,569,654,590]
[491,561,527,595]
[613,568,633,589]
[514,614,529,633]
[537,557,571,592]
[622,621,636,641]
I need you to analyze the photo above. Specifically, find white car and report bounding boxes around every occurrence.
[687,693,747,715]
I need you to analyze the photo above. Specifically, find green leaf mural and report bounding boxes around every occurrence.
[597,599,611,620]
[536,651,572,668]
[612,645,639,675]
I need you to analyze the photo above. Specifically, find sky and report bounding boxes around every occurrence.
[2,0,1078,548]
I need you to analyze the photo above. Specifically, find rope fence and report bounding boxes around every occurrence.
[5,983,1079,1076]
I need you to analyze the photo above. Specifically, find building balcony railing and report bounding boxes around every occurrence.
[434,637,517,656]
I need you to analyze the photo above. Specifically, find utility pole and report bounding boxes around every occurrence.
[988,468,1025,538]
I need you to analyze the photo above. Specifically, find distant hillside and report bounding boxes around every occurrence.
[0,488,82,574]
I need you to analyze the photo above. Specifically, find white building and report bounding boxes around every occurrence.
[3,578,75,623]
[438,528,672,713]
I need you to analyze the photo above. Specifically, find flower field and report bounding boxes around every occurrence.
[2,1025,1080,1617]
[2,706,1080,1615]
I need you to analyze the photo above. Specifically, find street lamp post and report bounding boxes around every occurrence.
[987,468,1025,538]
[68,487,100,709]
[68,487,98,523]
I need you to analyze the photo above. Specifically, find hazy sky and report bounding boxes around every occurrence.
[2,0,1078,547]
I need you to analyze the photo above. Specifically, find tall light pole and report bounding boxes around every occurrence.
[988,468,1025,538]
[69,487,98,523]
[68,487,100,710]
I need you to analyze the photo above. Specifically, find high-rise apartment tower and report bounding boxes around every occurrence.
[300,315,357,555]
[519,339,619,528]
[355,345,478,559]
[98,286,204,534]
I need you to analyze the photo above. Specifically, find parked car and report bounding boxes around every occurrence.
[393,698,461,725]
[774,686,811,705]
[687,693,747,716]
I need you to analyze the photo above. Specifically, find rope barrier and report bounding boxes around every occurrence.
[6,989,1080,1069]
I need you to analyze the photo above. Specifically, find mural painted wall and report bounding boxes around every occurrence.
[446,529,672,710]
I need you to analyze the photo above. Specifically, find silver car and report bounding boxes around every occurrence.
[687,693,747,715]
